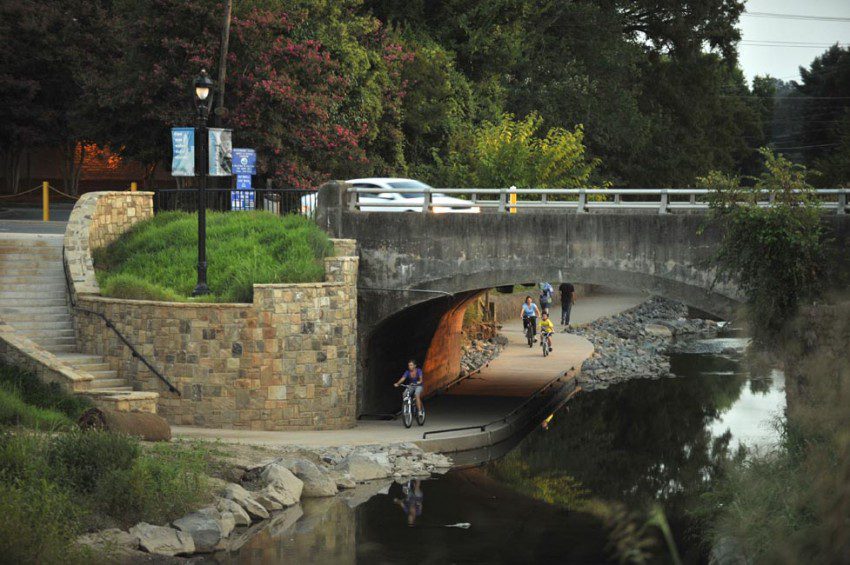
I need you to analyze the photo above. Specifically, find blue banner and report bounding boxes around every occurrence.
[171,128,195,176]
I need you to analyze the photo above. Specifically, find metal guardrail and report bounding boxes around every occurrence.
[61,247,180,396]
[347,186,849,214]
[155,188,317,219]
[422,375,573,439]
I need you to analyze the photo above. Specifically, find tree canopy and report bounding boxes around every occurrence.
[0,0,847,192]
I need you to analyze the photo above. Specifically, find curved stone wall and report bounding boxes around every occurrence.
[66,191,358,430]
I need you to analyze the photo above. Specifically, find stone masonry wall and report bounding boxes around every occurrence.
[65,191,154,297]
[67,191,359,430]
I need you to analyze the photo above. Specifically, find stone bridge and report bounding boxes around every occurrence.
[315,182,850,413]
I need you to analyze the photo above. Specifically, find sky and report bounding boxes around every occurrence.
[737,0,850,84]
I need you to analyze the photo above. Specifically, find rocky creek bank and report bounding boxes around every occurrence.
[77,443,451,560]
[460,334,509,378]
[573,297,721,390]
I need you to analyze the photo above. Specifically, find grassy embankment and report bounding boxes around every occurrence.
[0,361,219,564]
[699,303,850,562]
[94,211,334,303]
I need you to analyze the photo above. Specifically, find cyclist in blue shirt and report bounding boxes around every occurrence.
[394,360,424,414]
[520,295,541,341]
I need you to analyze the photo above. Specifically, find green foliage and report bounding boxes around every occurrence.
[439,113,602,188]
[0,361,91,421]
[702,148,828,341]
[94,442,210,526]
[0,387,74,431]
[94,211,334,302]
[48,431,139,493]
[0,478,91,565]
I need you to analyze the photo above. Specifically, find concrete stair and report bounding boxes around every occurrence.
[0,235,151,401]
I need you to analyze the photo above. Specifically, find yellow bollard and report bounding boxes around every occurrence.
[509,189,517,214]
[42,181,49,222]
[130,181,137,192]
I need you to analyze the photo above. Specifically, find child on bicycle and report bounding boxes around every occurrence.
[539,312,554,353]
[394,360,424,414]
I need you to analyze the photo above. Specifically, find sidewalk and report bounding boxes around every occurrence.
[172,293,646,450]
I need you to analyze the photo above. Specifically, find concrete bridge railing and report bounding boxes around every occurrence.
[347,186,849,214]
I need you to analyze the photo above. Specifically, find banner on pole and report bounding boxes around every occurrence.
[208,128,233,176]
[170,128,195,176]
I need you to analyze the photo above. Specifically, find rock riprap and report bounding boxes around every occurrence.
[460,335,508,377]
[574,297,719,390]
[85,443,453,559]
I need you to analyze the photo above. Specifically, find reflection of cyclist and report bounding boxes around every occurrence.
[539,312,554,353]
[394,479,423,526]
[394,360,424,414]
[521,296,541,340]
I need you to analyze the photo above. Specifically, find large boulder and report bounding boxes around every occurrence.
[218,510,236,538]
[253,490,283,512]
[335,453,391,482]
[173,508,223,553]
[287,459,337,497]
[218,497,251,527]
[224,483,269,521]
[260,484,299,507]
[129,523,195,556]
[261,463,304,502]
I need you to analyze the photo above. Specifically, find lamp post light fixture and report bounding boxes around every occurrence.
[192,69,215,296]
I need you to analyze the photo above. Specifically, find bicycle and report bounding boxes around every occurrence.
[541,330,552,357]
[400,384,426,428]
[523,316,536,347]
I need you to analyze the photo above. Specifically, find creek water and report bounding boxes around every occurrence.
[212,337,785,564]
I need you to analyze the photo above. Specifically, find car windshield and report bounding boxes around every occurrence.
[388,180,436,199]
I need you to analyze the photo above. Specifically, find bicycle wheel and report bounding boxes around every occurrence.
[403,401,413,428]
[542,340,548,357]
[527,326,533,347]
[417,406,426,426]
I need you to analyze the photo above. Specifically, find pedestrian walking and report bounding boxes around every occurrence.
[558,282,575,327]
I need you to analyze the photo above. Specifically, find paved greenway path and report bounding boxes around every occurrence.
[173,293,646,449]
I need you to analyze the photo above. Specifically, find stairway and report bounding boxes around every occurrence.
[0,234,134,394]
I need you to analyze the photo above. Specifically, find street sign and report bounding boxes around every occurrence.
[171,128,194,176]
[236,174,252,189]
[231,190,255,211]
[232,148,256,175]
[208,128,232,176]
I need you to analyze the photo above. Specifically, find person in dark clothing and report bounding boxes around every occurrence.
[558,282,575,327]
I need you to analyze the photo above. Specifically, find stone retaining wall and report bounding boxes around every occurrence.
[65,191,154,298]
[67,191,359,430]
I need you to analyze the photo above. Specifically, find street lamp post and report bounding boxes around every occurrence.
[193,69,215,296]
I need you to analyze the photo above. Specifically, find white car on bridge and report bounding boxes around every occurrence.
[301,178,480,214]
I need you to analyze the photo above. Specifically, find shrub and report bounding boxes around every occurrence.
[0,479,91,565]
[0,386,74,431]
[47,430,139,493]
[0,431,50,483]
[94,443,210,526]
[0,361,91,420]
[94,210,334,303]
[701,148,828,342]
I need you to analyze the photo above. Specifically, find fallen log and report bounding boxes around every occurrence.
[78,407,172,441]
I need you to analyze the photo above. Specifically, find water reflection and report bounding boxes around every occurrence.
[217,339,785,564]
[394,479,424,526]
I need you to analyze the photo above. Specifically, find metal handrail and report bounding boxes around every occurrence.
[61,247,180,396]
[346,186,849,215]
[421,374,574,439]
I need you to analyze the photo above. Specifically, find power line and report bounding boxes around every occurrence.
[742,11,850,23]
[740,41,850,49]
